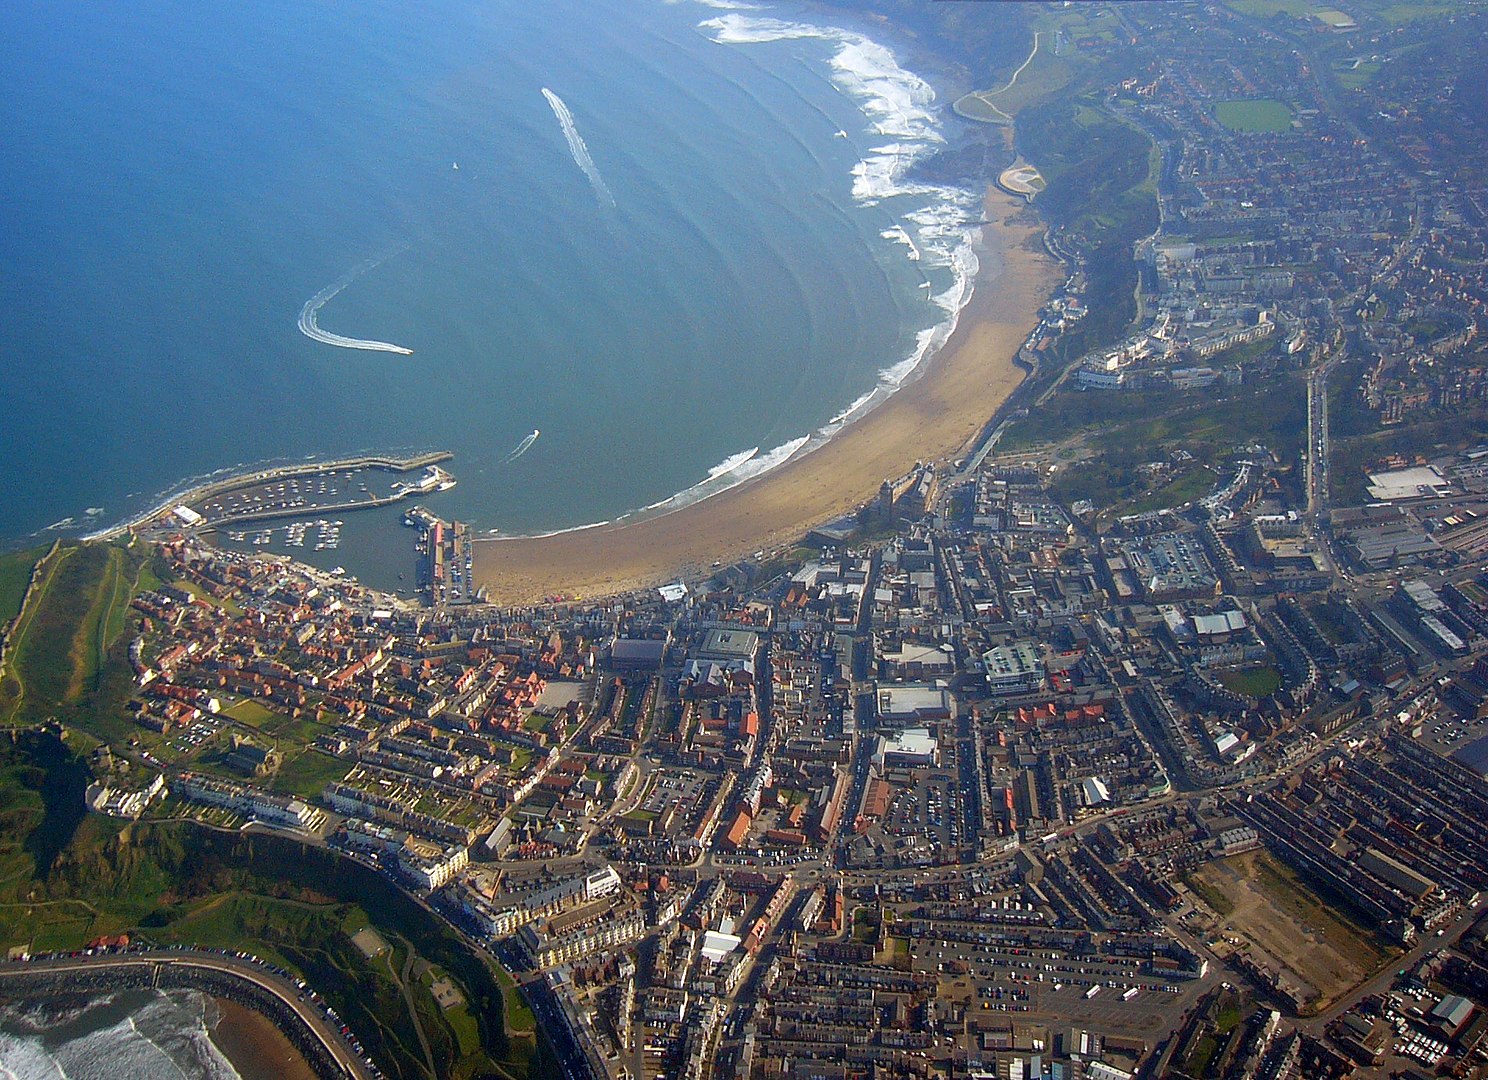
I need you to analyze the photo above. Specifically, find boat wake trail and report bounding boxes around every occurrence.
[541,88,616,208]
[504,429,540,464]
[298,247,414,355]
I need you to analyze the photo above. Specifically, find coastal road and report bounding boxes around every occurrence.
[0,950,377,1080]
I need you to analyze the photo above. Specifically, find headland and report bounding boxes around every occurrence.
[472,184,1059,605]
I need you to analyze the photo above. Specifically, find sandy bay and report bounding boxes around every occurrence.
[209,997,321,1080]
[472,184,1059,605]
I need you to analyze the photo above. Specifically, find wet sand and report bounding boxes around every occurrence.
[472,184,1058,605]
[209,997,321,1080]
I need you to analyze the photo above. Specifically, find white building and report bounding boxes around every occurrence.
[85,774,168,820]
[518,907,646,969]
[398,838,469,891]
[175,772,319,830]
[873,727,939,770]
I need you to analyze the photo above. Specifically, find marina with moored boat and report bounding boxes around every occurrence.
[112,452,456,539]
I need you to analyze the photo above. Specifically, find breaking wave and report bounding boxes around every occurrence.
[542,88,616,208]
[0,990,241,1080]
[630,436,811,518]
[682,9,986,495]
[707,447,760,479]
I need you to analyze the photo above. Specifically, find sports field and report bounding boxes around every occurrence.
[1214,99,1293,133]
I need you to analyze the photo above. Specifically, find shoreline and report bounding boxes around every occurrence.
[209,995,322,1080]
[473,182,1058,605]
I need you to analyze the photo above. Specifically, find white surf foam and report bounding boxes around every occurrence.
[542,88,616,208]
[508,518,613,540]
[0,1031,69,1080]
[630,435,811,519]
[879,224,920,260]
[701,9,986,452]
[707,446,760,479]
[496,8,987,541]
[670,0,761,9]
[298,247,414,355]
[0,990,243,1080]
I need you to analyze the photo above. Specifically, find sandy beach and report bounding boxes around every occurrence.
[209,996,321,1080]
[472,184,1058,605]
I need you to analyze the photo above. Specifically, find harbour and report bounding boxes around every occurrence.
[99,452,456,541]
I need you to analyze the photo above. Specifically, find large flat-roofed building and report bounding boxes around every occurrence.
[879,641,955,680]
[697,629,760,663]
[1366,465,1452,502]
[982,642,1046,696]
[1347,522,1441,568]
[873,726,938,769]
[1131,532,1219,598]
[876,684,954,725]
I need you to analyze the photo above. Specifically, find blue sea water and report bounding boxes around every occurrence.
[0,0,991,582]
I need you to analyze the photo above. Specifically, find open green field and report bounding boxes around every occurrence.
[954,93,1013,125]
[1334,59,1382,89]
[1,542,155,730]
[954,28,1075,126]
[221,698,333,749]
[1374,1,1456,23]
[1314,9,1358,26]
[1218,666,1283,697]
[1225,0,1317,17]
[1215,99,1293,133]
[224,698,280,728]
[1126,466,1219,515]
[270,748,349,800]
[0,547,45,629]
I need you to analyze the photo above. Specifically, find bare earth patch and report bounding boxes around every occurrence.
[1190,850,1391,1012]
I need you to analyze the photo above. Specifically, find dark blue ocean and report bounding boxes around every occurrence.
[0,0,990,586]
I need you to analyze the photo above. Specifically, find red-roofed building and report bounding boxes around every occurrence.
[723,810,752,849]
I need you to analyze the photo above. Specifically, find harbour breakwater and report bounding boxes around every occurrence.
[85,452,453,542]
